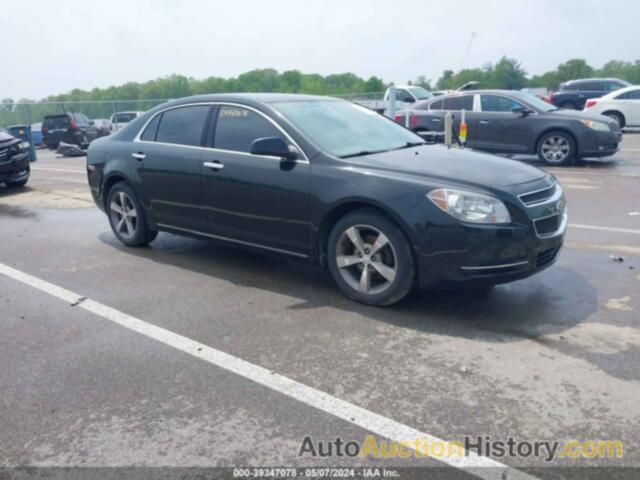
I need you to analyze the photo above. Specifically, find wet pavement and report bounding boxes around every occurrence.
[1,135,639,479]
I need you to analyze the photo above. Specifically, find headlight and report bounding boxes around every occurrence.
[580,120,610,131]
[427,188,511,224]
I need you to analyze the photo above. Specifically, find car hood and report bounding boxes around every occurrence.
[346,145,546,188]
[0,131,16,143]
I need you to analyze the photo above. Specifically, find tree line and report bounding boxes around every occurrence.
[2,58,640,127]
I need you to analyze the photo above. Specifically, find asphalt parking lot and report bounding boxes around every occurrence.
[1,136,639,479]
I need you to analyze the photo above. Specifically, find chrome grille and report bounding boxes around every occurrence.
[0,147,8,161]
[519,184,556,207]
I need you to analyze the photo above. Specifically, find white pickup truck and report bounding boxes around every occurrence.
[351,85,434,115]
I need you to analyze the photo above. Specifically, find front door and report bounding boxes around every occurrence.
[132,105,211,231]
[477,94,534,153]
[201,105,311,256]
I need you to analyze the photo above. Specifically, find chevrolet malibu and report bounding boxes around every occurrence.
[86,94,567,305]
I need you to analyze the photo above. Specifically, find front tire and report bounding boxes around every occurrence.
[537,131,576,166]
[5,177,29,188]
[327,209,415,306]
[106,182,158,247]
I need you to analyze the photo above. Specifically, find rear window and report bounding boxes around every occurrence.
[43,115,70,128]
[155,106,210,147]
[442,95,474,111]
[429,99,444,110]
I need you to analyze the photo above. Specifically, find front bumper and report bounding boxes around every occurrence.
[415,179,567,289]
[415,221,565,289]
[0,151,30,183]
[577,129,622,158]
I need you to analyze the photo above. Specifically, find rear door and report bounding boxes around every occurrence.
[617,88,640,126]
[424,95,481,147]
[132,105,211,231]
[477,94,534,153]
[201,104,311,255]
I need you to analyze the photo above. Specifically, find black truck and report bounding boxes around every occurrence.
[547,78,630,110]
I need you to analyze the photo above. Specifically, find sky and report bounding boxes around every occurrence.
[0,0,638,100]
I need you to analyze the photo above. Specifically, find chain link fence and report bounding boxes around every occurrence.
[0,99,170,128]
[0,93,388,129]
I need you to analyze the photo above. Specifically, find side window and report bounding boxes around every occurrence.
[214,106,286,153]
[140,114,161,141]
[155,106,210,147]
[442,95,473,111]
[604,81,623,92]
[429,99,444,110]
[628,90,640,100]
[480,95,523,113]
[394,89,414,103]
[578,82,598,91]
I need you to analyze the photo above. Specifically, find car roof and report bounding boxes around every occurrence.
[563,78,625,85]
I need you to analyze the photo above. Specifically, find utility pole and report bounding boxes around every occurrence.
[459,32,477,71]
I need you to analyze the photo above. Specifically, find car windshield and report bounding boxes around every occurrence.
[272,100,425,158]
[407,87,433,100]
[513,92,557,112]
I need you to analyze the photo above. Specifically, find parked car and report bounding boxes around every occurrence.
[583,84,640,128]
[42,112,98,149]
[110,111,143,132]
[87,94,566,306]
[31,122,43,147]
[0,130,31,188]
[396,90,622,165]
[92,118,112,137]
[546,78,630,110]
[356,85,434,114]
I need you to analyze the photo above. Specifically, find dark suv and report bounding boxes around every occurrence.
[547,78,630,110]
[0,131,31,188]
[42,112,98,149]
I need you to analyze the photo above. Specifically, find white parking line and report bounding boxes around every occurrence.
[0,261,537,480]
[569,224,640,234]
[31,167,86,174]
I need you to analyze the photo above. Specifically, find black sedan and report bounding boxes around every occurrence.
[87,94,566,305]
[0,131,31,188]
[396,90,622,165]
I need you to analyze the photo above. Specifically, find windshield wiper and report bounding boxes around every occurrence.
[339,149,388,159]
[391,141,426,151]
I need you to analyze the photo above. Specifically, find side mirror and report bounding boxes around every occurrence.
[250,137,298,160]
[512,106,532,116]
[403,97,416,103]
[89,120,95,126]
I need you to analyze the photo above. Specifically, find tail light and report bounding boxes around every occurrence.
[41,126,48,133]
[69,120,78,130]
[394,114,402,122]
[411,114,417,128]
[585,99,598,109]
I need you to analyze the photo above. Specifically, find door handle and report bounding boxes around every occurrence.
[131,152,146,160]
[479,120,490,124]
[203,161,224,170]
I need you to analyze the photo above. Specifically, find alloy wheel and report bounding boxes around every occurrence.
[541,136,570,164]
[335,225,397,295]
[110,191,138,240]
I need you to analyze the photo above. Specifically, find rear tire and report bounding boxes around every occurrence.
[106,182,158,247]
[603,111,625,128]
[327,209,415,306]
[537,130,576,166]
